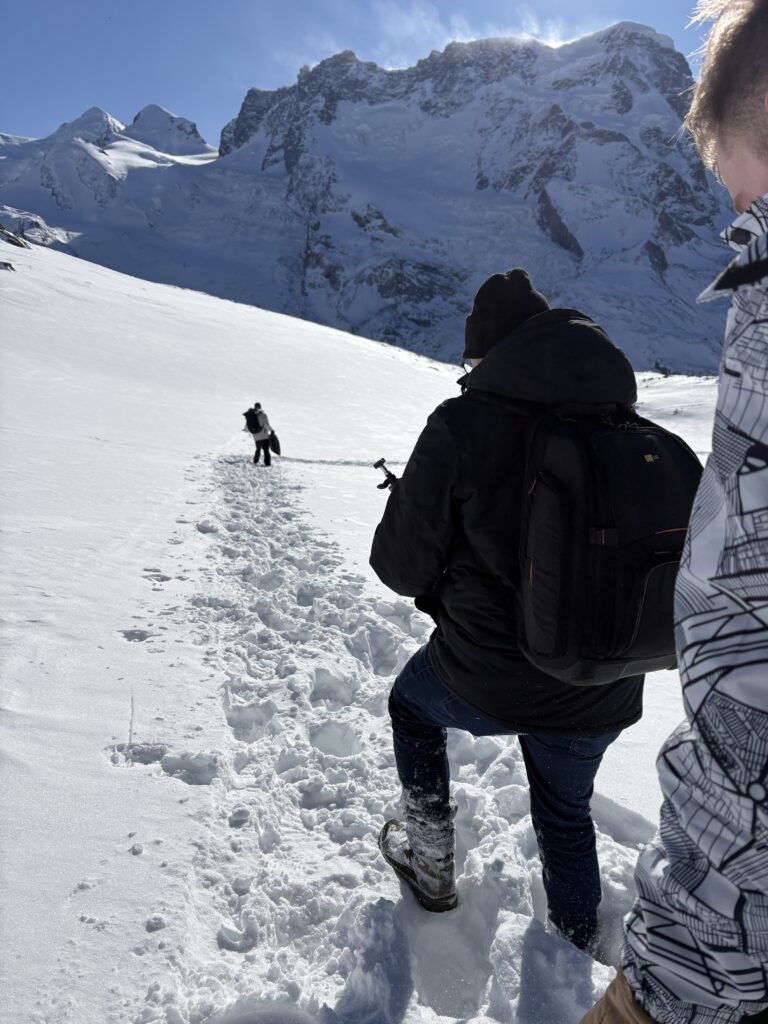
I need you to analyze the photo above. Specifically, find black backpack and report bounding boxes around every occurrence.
[518,407,702,686]
[244,408,261,432]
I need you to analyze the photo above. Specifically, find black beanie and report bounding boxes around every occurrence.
[463,268,549,359]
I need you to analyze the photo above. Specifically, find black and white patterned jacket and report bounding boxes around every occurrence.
[622,194,768,1023]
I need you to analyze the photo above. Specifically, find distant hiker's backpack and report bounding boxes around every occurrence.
[518,408,702,686]
[244,408,260,432]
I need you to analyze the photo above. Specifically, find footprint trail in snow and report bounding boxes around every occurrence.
[130,457,645,1024]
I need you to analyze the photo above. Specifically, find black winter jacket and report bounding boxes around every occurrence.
[370,309,645,735]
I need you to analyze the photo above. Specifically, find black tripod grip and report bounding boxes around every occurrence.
[373,457,398,490]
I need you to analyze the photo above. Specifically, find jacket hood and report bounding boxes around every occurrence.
[465,308,637,408]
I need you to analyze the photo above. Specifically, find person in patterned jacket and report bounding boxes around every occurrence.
[580,2,768,1023]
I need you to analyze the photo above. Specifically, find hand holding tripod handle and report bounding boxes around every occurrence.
[373,458,398,490]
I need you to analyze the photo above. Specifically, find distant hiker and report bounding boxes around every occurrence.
[370,268,701,948]
[243,401,272,466]
[579,1,768,1021]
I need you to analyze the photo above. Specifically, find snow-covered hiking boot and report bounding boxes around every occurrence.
[547,914,600,956]
[378,819,457,912]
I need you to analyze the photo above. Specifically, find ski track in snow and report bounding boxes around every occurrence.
[109,456,643,1024]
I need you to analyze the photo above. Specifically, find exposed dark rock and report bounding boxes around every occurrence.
[612,80,634,114]
[220,86,294,156]
[644,239,668,277]
[351,206,400,237]
[358,257,460,302]
[537,189,584,259]
[657,210,696,244]
[0,223,32,248]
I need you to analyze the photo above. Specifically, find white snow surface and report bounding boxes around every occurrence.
[0,245,718,1024]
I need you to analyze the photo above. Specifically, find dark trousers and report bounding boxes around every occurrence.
[253,438,271,465]
[388,645,620,947]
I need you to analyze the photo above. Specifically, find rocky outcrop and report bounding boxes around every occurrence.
[537,189,583,258]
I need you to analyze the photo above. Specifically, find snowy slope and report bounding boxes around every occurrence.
[0,23,730,372]
[0,244,718,1024]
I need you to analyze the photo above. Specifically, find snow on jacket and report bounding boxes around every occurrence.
[245,408,271,441]
[369,308,644,734]
[622,194,768,1023]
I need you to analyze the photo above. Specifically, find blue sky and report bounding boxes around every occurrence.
[3,0,705,146]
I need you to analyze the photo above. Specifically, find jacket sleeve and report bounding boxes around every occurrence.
[262,413,271,433]
[370,405,457,597]
[620,252,768,1023]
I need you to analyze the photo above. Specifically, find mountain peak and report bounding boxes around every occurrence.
[125,105,212,154]
[319,49,359,66]
[131,103,175,124]
[54,107,125,146]
[590,21,676,51]
[73,105,119,123]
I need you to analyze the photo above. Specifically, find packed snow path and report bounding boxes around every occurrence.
[109,455,649,1024]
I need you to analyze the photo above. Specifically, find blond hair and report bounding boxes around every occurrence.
[685,0,768,173]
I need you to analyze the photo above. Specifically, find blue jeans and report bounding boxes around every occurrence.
[388,645,620,948]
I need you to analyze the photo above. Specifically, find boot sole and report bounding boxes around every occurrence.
[378,830,458,913]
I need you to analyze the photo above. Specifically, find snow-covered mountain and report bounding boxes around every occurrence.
[124,104,213,155]
[0,23,731,370]
[0,105,215,230]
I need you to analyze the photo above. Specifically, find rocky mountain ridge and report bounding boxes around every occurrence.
[0,23,731,371]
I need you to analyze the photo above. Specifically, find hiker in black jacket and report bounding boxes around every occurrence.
[370,269,644,945]
[243,402,272,466]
